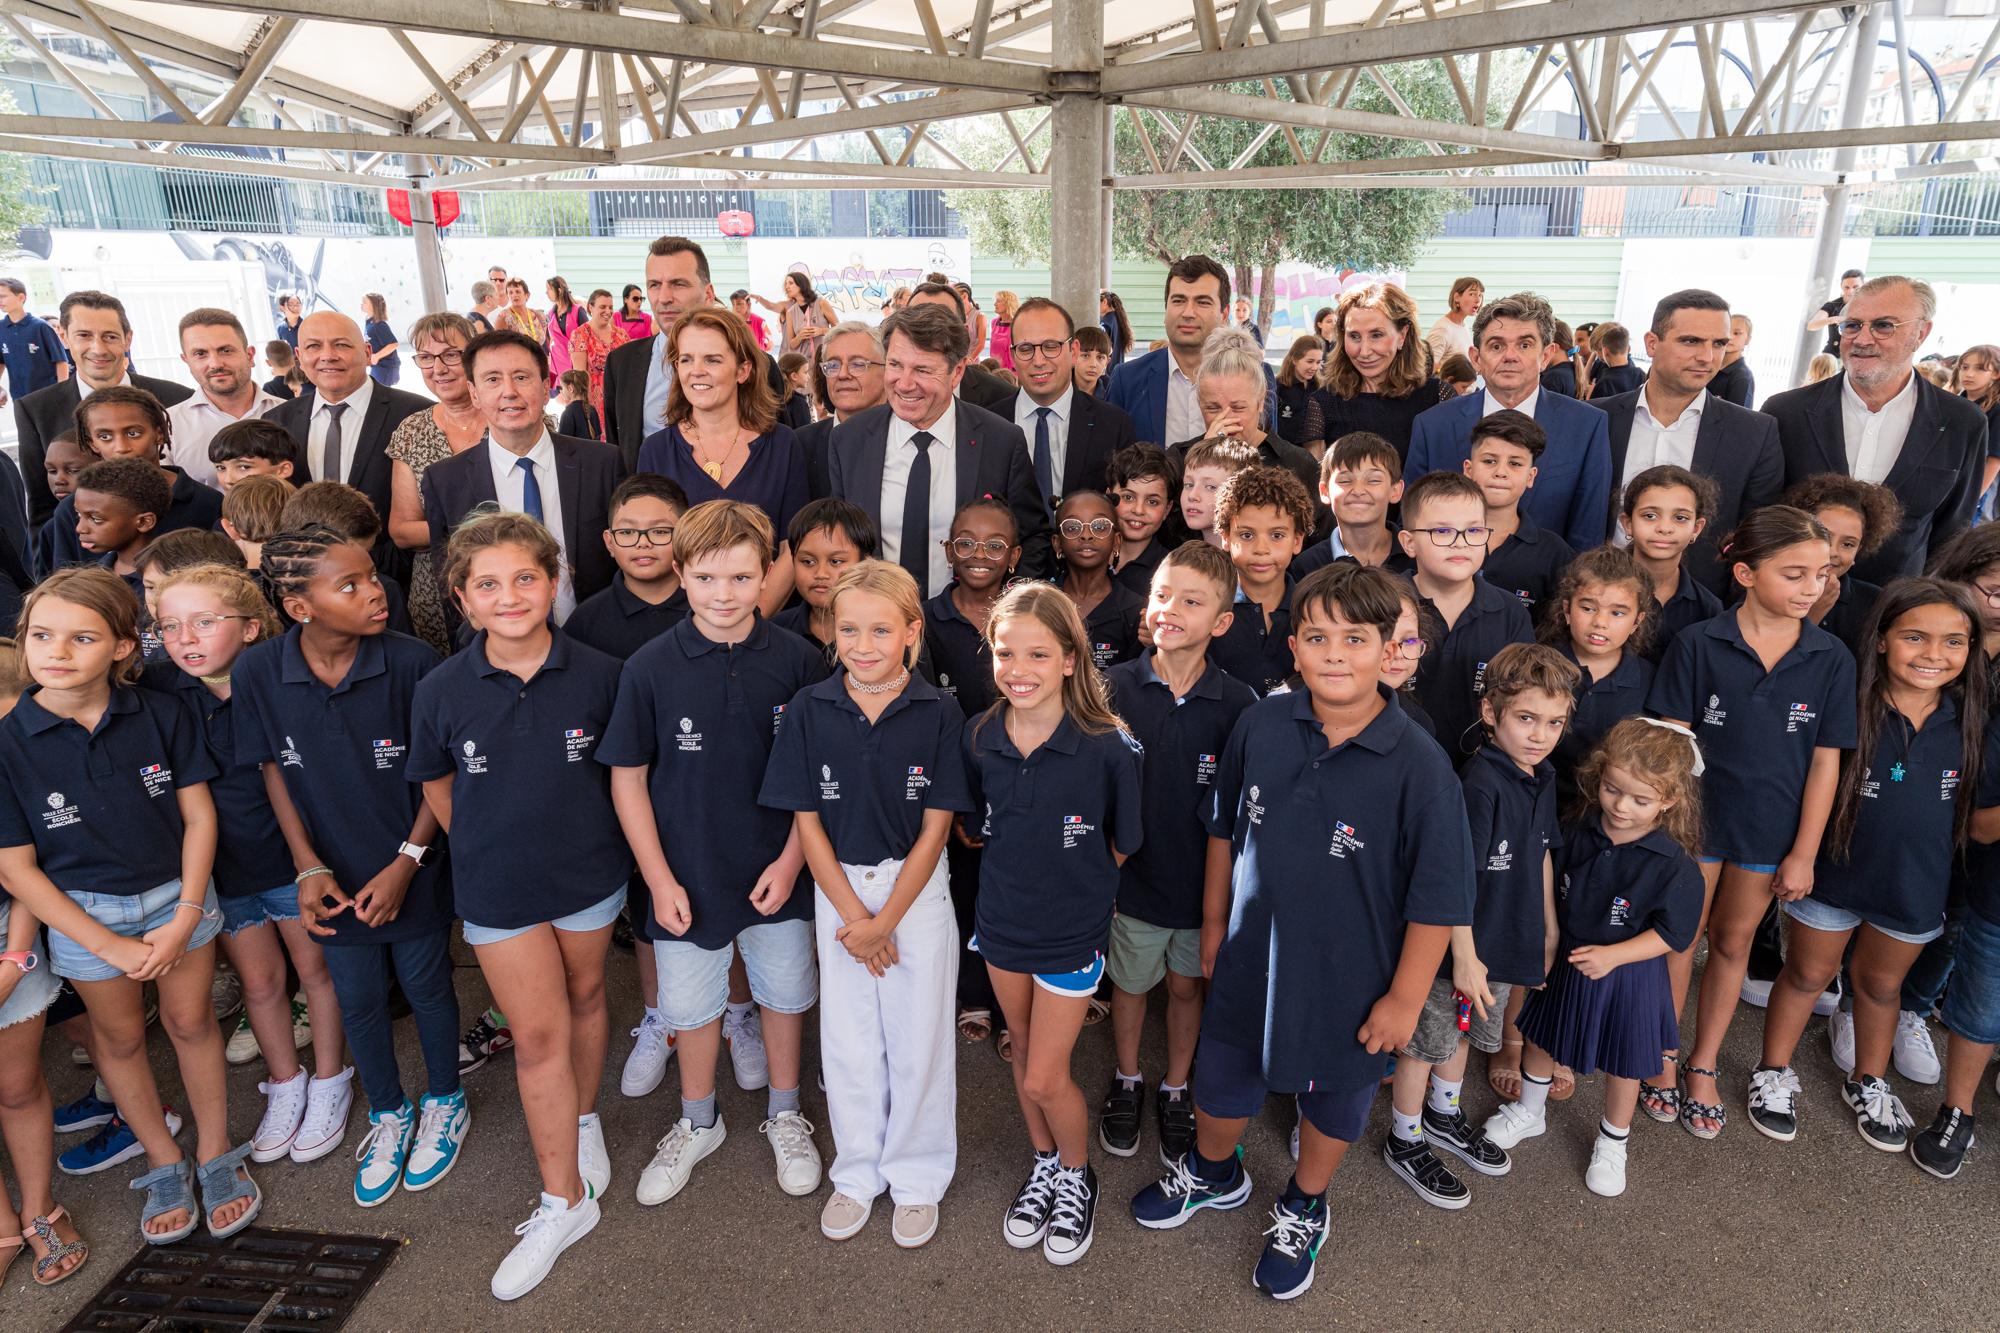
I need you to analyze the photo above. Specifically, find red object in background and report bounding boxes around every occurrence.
[385,189,462,228]
[386,189,412,225]
[718,209,754,237]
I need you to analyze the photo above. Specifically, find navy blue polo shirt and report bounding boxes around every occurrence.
[596,617,827,949]
[1210,578,1295,696]
[921,586,996,719]
[964,712,1144,975]
[230,628,451,944]
[1558,814,1704,951]
[1962,731,2000,930]
[1293,523,1408,581]
[767,602,825,648]
[1818,577,1881,659]
[145,668,294,898]
[759,672,972,866]
[563,573,688,662]
[1647,611,1858,864]
[0,685,217,896]
[1201,687,1475,1093]
[1641,565,1723,665]
[1113,537,1169,597]
[1480,516,1574,616]
[1106,653,1259,929]
[48,469,224,571]
[1061,578,1143,673]
[408,630,631,930]
[1412,574,1536,762]
[0,312,64,398]
[1459,744,1561,987]
[1553,642,1654,810]
[1814,699,1980,936]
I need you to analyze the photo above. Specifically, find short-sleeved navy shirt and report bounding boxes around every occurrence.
[407,630,631,930]
[1459,744,1561,986]
[1814,699,1980,936]
[921,586,996,719]
[47,469,224,571]
[1817,576,1881,659]
[147,669,294,897]
[1106,653,1259,929]
[767,602,824,647]
[1113,537,1169,597]
[560,573,687,662]
[1210,579,1295,696]
[759,672,972,866]
[0,686,218,897]
[1641,565,1724,665]
[596,617,826,948]
[1558,814,1705,951]
[1480,516,1575,616]
[1201,688,1475,1092]
[965,711,1144,975]
[1061,578,1143,673]
[1961,729,2000,930]
[1412,575,1537,762]
[0,312,65,399]
[1553,642,1655,810]
[230,628,452,944]
[1646,611,1859,864]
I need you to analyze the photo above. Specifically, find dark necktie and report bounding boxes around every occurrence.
[321,401,347,483]
[516,457,544,523]
[1032,406,1054,508]
[901,430,933,597]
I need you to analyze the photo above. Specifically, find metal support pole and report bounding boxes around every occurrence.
[1791,5,1880,389]
[1100,103,1116,289]
[408,155,450,315]
[1048,0,1105,326]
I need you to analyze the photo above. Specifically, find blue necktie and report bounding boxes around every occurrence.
[1032,406,1054,507]
[515,457,545,524]
[901,431,933,597]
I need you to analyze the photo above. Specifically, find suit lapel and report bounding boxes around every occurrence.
[1607,399,1634,482]
[1689,400,1723,477]
[954,400,979,506]
[467,442,500,509]
[853,410,889,526]
[1808,378,1848,475]
[1881,377,1945,497]
[1061,400,1091,495]
[552,437,584,558]
[349,392,390,488]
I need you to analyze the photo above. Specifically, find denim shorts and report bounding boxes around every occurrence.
[1943,909,2000,1046]
[1700,855,1779,875]
[1034,952,1105,998]
[1402,976,1513,1064]
[1106,915,1201,993]
[1192,1036,1378,1143]
[463,886,627,948]
[0,903,60,1030]
[47,879,223,983]
[1783,894,1944,946]
[653,917,817,1031]
[220,884,303,937]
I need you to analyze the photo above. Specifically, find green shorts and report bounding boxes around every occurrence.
[1106,914,1202,994]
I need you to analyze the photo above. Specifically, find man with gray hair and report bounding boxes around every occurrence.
[1765,275,1990,582]
[467,280,499,334]
[795,318,886,499]
[1403,290,1614,549]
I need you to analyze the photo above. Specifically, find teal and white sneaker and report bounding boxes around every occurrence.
[402,1090,471,1192]
[353,1101,416,1207]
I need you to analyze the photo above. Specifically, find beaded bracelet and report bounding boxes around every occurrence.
[173,900,219,923]
[295,866,333,885]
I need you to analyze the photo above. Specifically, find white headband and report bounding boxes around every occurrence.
[1636,717,1705,777]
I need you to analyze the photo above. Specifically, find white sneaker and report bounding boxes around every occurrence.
[892,1202,939,1249]
[251,1069,309,1162]
[225,1015,261,1066]
[1812,979,1842,1019]
[578,1113,611,1196]
[820,1191,872,1241]
[635,1116,727,1206]
[491,1191,601,1302]
[620,1013,676,1098]
[290,1068,355,1163]
[1893,1010,1943,1085]
[1481,1101,1547,1150]
[1828,1008,1856,1074]
[1739,975,1773,1009]
[762,1110,822,1196]
[725,1007,770,1091]
[1585,1134,1627,1197]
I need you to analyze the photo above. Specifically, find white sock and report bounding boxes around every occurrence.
[1116,1069,1141,1087]
[726,1000,753,1023]
[1599,1117,1628,1142]
[1427,1075,1462,1115]
[1158,1080,1186,1095]
[579,1111,600,1129]
[1518,1072,1553,1115]
[643,1005,661,1025]
[1391,1107,1424,1142]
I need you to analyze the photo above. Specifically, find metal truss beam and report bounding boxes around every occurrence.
[3,113,614,164]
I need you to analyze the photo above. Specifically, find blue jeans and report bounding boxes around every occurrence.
[1941,909,2000,1046]
[1900,882,1966,1015]
[319,928,461,1114]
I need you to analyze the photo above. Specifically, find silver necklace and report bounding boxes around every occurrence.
[848,668,910,696]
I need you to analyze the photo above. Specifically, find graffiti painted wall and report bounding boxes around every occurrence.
[744,238,972,324]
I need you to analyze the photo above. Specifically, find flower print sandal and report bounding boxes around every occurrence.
[23,1206,88,1286]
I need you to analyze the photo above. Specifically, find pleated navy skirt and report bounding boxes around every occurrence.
[1517,951,1679,1081]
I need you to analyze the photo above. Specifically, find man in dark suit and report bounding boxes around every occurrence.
[1594,289,1783,593]
[1764,275,1990,584]
[1405,291,1613,550]
[601,235,787,469]
[1102,254,1277,444]
[14,290,192,524]
[1003,297,1135,515]
[421,330,625,630]
[827,304,1049,588]
[797,321,888,500]
[263,311,428,577]
[903,282,1017,414]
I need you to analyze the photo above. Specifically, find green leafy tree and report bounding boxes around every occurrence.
[0,47,45,249]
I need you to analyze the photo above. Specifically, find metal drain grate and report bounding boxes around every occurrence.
[61,1226,402,1331]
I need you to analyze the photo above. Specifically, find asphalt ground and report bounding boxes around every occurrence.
[16,940,1992,1331]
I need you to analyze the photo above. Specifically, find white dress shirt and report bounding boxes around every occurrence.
[76,371,133,402]
[1014,385,1074,500]
[1842,371,1919,485]
[1165,358,1203,444]
[307,377,375,485]
[1619,388,1708,489]
[487,431,574,622]
[168,388,285,485]
[880,407,958,595]
[1482,383,1540,423]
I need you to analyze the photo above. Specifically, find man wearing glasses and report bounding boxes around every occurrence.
[1765,276,1990,582]
[795,322,888,501]
[1003,299,1135,518]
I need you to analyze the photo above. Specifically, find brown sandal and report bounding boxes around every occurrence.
[995,1028,1014,1061]
[1488,1038,1524,1100]
[23,1205,88,1286]
[1551,1064,1577,1102]
[957,1008,992,1043]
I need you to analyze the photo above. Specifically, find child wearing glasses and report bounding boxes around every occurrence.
[1054,491,1143,672]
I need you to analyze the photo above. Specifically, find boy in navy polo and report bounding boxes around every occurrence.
[1294,432,1405,580]
[1462,411,1573,614]
[1101,541,1257,1165]
[44,388,223,574]
[0,278,65,400]
[773,498,878,649]
[1110,445,1178,596]
[600,500,830,1207]
[72,459,167,595]
[1131,562,1476,1301]
[1210,466,1314,696]
[1384,643,1573,1210]
[1402,471,1535,761]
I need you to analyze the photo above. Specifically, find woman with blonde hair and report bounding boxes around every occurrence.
[1300,281,1441,464]
[990,291,1019,372]
[1805,352,1841,386]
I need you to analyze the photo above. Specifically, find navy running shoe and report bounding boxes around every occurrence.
[1131,1147,1252,1229]
[1253,1193,1330,1300]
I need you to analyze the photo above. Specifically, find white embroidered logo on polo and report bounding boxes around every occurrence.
[676,716,702,752]
[42,792,78,830]
[461,739,489,775]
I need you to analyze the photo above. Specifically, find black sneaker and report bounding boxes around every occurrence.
[1156,1086,1196,1167]
[1843,1075,1915,1152]
[1420,1103,1511,1176]
[1382,1132,1469,1210]
[1043,1163,1097,1266]
[1003,1151,1060,1248]
[1098,1078,1141,1157]
[1911,1106,1976,1180]
[1746,1066,1802,1142]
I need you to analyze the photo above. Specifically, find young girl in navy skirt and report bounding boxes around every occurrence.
[1482,717,1706,1197]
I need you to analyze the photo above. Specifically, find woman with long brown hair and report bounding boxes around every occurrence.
[1299,282,1441,464]
[567,288,629,420]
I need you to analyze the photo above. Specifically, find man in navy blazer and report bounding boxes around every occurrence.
[827,304,1050,587]
[1763,276,1990,584]
[1404,291,1612,550]
[1002,296,1135,514]
[1103,255,1277,444]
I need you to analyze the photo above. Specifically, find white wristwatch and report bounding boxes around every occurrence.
[397,841,430,866]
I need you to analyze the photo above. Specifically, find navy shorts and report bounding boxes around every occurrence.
[1192,1037,1378,1144]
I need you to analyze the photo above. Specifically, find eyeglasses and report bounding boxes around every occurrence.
[1837,317,1916,339]
[1419,525,1491,547]
[1013,339,1071,362]
[947,537,1012,558]
[1973,582,2000,607]
[412,349,464,369]
[1058,518,1115,539]
[820,358,884,377]
[609,525,676,547]
[1387,635,1428,659]
[155,613,248,639]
